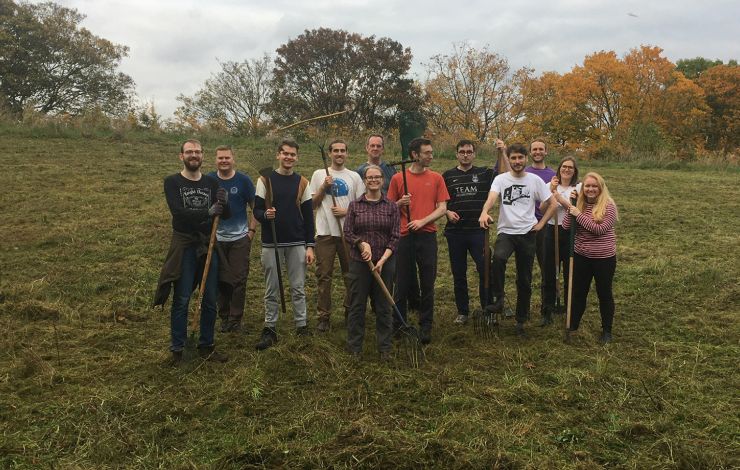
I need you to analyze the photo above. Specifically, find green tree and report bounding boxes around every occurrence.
[0,0,134,117]
[676,57,726,79]
[176,55,272,135]
[269,28,420,130]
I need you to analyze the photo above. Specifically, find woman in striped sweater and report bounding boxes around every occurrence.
[562,172,618,343]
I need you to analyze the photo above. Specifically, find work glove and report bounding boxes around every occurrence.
[216,187,228,204]
[208,202,224,216]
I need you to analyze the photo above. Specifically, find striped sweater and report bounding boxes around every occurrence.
[562,202,617,258]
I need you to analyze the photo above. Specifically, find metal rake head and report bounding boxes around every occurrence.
[395,325,425,368]
[472,307,499,339]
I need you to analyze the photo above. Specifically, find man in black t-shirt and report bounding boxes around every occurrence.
[154,139,230,366]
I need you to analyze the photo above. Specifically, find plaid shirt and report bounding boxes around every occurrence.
[343,194,400,263]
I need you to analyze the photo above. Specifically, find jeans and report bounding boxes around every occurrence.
[314,235,351,321]
[261,245,308,328]
[394,231,438,329]
[346,257,396,353]
[445,230,486,314]
[170,245,219,352]
[570,254,616,331]
[491,231,536,324]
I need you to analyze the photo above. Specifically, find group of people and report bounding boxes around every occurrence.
[154,135,618,365]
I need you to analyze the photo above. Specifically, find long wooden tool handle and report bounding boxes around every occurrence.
[192,215,219,332]
[565,196,577,330]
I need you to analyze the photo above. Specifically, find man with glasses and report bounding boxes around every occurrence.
[309,139,365,332]
[388,137,449,344]
[154,139,229,366]
[442,139,505,325]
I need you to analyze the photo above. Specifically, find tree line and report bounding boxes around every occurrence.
[1,0,737,157]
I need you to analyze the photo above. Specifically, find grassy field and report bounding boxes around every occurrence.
[1,129,738,468]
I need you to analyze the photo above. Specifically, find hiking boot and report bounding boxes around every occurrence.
[599,331,612,344]
[317,318,330,333]
[488,297,504,314]
[198,346,228,363]
[255,327,278,351]
[515,322,528,338]
[169,350,184,367]
[539,308,554,327]
[296,325,312,337]
[219,321,230,333]
[419,325,432,345]
[453,314,468,325]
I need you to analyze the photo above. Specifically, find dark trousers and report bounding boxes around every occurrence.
[491,231,536,324]
[445,230,485,314]
[536,226,555,314]
[552,225,572,309]
[346,258,396,353]
[570,254,616,332]
[217,235,252,325]
[394,231,437,329]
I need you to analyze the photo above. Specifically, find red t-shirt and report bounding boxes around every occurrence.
[388,169,450,236]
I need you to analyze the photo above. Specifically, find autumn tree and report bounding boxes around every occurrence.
[0,0,134,117]
[176,55,272,135]
[423,43,530,142]
[269,28,420,131]
[698,65,740,151]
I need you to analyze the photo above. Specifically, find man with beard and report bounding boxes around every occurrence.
[526,139,557,325]
[310,139,365,332]
[208,145,257,334]
[154,139,230,366]
[478,143,553,338]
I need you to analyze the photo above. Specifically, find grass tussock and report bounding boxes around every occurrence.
[1,132,738,468]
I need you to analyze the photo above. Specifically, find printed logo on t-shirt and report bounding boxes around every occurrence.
[331,178,350,197]
[181,187,211,210]
[502,185,530,205]
[230,186,238,194]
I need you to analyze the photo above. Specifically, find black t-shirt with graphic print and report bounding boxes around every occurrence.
[164,173,219,235]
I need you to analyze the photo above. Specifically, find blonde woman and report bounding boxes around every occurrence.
[562,172,618,343]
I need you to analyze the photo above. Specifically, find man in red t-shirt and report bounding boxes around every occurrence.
[388,137,450,344]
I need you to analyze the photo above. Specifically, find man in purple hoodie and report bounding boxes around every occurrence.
[525,139,557,326]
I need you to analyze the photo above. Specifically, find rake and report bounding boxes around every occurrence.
[472,226,499,338]
[366,259,424,368]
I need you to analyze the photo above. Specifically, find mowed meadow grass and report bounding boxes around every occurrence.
[1,131,738,468]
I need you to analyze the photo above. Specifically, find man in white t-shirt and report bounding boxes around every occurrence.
[478,143,555,337]
[310,139,365,332]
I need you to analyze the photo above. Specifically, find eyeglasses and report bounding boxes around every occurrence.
[457,150,474,156]
[183,150,202,156]
[365,176,383,180]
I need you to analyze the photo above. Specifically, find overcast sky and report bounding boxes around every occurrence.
[44,0,740,118]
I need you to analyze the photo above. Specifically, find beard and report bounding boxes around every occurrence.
[184,158,202,171]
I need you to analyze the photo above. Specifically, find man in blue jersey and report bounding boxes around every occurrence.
[209,145,257,334]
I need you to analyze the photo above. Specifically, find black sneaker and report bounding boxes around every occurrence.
[295,325,312,336]
[198,346,228,363]
[539,308,554,327]
[419,325,432,345]
[515,322,528,338]
[599,331,612,344]
[169,350,184,367]
[255,327,278,350]
[219,321,230,333]
[379,351,391,362]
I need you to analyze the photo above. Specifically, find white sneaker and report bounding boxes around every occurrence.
[454,314,468,325]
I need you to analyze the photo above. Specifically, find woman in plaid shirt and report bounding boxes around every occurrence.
[343,165,400,360]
